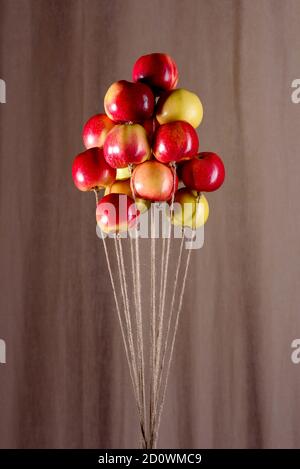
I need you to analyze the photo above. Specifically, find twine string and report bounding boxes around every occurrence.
[155,234,185,409]
[149,204,157,447]
[133,230,147,448]
[101,234,140,411]
[152,244,192,447]
[154,163,177,415]
[114,236,146,444]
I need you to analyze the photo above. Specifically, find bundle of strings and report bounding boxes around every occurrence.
[96,172,193,449]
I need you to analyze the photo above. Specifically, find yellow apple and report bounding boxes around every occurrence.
[135,197,151,215]
[105,179,132,198]
[172,188,209,228]
[156,88,203,128]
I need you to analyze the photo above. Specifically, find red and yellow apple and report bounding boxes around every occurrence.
[105,179,150,214]
[96,193,139,233]
[72,147,116,191]
[156,88,203,128]
[131,160,178,202]
[132,53,178,92]
[171,189,209,228]
[104,80,154,123]
[181,152,225,192]
[103,124,151,168]
[153,121,199,164]
[82,113,115,149]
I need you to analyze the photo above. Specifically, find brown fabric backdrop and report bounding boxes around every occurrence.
[1,0,300,449]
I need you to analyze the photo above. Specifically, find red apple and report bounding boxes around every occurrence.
[132,53,178,92]
[181,152,225,192]
[82,113,115,149]
[104,80,154,123]
[131,160,178,202]
[103,123,151,168]
[153,121,199,164]
[141,117,159,143]
[96,193,139,233]
[72,147,116,191]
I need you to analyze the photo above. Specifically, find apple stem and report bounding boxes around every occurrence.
[128,163,133,176]
[93,188,99,205]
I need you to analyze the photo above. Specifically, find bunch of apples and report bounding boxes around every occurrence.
[72,53,225,232]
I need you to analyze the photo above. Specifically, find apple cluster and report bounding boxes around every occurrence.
[72,53,225,232]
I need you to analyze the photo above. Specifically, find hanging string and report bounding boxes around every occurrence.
[134,222,147,448]
[158,236,166,325]
[129,233,139,344]
[128,165,140,406]
[118,235,147,448]
[154,162,177,414]
[113,235,146,441]
[149,204,157,447]
[101,234,140,411]
[155,234,185,410]
[129,163,148,448]
[95,191,139,410]
[152,243,192,447]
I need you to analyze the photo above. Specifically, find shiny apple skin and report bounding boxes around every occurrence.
[156,88,203,128]
[104,80,155,123]
[103,123,151,169]
[132,53,178,92]
[105,178,150,214]
[96,193,139,233]
[172,188,209,228]
[131,160,178,202]
[141,117,159,143]
[72,147,116,191]
[181,152,225,192]
[153,121,199,164]
[82,113,115,149]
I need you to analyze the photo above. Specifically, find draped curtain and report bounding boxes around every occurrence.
[1,0,300,448]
